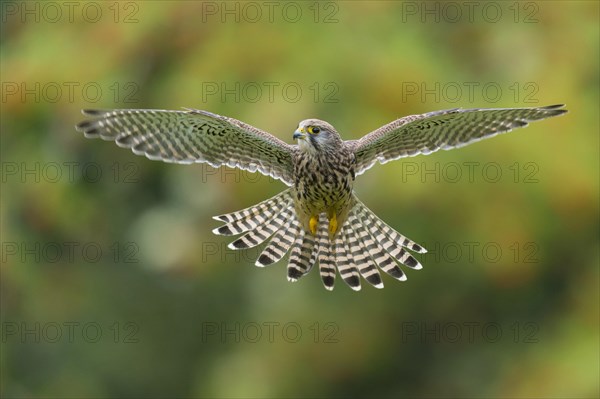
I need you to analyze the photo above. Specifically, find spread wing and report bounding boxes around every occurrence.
[348,104,567,176]
[76,109,296,185]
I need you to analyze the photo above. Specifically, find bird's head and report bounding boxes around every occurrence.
[293,119,342,154]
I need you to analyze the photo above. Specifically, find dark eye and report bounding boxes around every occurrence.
[308,126,320,134]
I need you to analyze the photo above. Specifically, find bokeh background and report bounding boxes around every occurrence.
[1,1,598,398]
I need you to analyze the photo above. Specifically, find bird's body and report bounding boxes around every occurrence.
[77,104,567,290]
[292,120,356,237]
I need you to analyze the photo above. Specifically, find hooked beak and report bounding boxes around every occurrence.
[293,127,306,141]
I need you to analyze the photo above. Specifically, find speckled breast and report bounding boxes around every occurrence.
[293,151,355,214]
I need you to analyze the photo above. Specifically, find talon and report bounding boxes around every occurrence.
[309,215,318,235]
[328,212,337,236]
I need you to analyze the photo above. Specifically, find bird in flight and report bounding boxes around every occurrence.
[76,104,566,291]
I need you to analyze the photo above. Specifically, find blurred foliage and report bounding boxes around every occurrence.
[1,1,598,398]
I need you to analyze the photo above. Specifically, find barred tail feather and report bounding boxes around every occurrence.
[213,188,293,229]
[228,205,293,249]
[307,232,320,275]
[316,214,336,290]
[353,207,407,282]
[358,208,423,270]
[287,223,319,282]
[346,213,384,289]
[255,216,295,267]
[335,229,361,291]
[354,203,424,270]
[353,197,427,254]
[350,195,427,282]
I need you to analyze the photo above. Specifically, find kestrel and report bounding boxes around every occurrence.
[76,104,567,290]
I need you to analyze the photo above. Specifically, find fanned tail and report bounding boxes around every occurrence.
[212,190,427,291]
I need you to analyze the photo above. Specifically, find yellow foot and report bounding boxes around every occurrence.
[309,215,318,235]
[328,212,337,236]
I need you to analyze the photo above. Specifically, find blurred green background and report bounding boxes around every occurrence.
[1,1,598,398]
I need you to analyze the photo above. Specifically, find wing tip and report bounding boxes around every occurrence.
[537,104,568,118]
[541,103,566,110]
[81,109,105,116]
[187,108,223,119]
